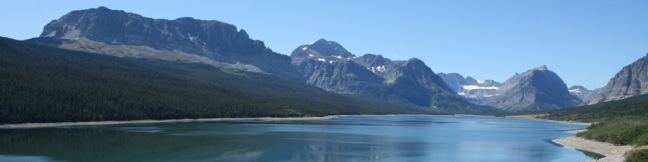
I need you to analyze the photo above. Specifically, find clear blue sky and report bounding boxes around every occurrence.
[2,0,648,89]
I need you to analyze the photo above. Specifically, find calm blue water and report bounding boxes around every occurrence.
[0,115,590,162]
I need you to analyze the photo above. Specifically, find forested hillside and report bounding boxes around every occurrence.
[0,37,423,124]
[545,94,648,122]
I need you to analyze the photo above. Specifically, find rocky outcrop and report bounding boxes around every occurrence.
[589,55,648,104]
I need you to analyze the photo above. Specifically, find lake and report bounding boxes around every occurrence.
[0,115,590,162]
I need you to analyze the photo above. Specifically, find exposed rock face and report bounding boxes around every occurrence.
[296,59,384,95]
[437,73,477,92]
[589,55,648,104]
[569,86,597,103]
[37,6,299,79]
[291,40,383,94]
[485,65,582,112]
[292,43,498,113]
[383,58,472,111]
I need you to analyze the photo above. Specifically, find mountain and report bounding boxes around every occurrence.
[588,54,648,104]
[292,42,500,114]
[485,65,582,112]
[27,7,499,114]
[0,36,422,123]
[291,39,354,64]
[437,73,478,92]
[568,85,597,103]
[31,6,300,80]
[295,59,385,95]
[291,39,384,94]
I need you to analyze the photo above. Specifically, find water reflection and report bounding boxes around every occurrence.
[0,115,591,162]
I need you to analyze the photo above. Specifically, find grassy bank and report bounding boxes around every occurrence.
[575,120,648,146]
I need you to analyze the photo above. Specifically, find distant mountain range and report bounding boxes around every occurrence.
[10,6,648,116]
[438,53,648,112]
[438,66,583,112]
[29,7,499,114]
[291,39,496,113]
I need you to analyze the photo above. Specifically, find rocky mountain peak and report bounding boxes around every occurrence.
[536,64,548,71]
[290,39,356,64]
[306,39,354,58]
[485,66,582,112]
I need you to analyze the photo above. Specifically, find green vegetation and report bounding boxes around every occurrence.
[543,94,648,162]
[544,94,648,122]
[626,149,648,162]
[0,37,423,124]
[575,120,648,145]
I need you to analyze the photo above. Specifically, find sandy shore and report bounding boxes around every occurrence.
[506,114,636,162]
[0,115,339,129]
[507,114,635,162]
[553,131,633,162]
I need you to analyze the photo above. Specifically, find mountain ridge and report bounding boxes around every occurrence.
[37,6,301,80]
[291,39,501,114]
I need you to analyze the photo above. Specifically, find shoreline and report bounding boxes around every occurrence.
[552,129,633,162]
[0,115,339,129]
[506,114,634,162]
[0,114,442,129]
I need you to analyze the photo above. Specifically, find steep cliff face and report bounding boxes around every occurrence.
[589,55,648,104]
[37,6,299,79]
[486,65,582,112]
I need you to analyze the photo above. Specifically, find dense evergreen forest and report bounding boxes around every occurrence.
[0,37,424,124]
[544,94,648,162]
